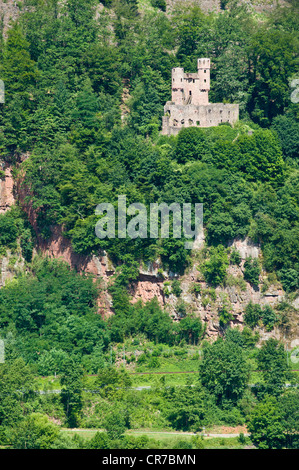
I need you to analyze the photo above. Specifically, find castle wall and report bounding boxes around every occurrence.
[161,102,239,136]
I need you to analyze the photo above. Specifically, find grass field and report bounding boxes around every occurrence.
[61,427,253,449]
[36,343,299,390]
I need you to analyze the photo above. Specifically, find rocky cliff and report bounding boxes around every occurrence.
[0,163,298,346]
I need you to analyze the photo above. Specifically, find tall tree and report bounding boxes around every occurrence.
[60,358,84,428]
[199,339,250,406]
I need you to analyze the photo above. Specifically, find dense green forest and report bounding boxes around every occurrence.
[0,0,298,450]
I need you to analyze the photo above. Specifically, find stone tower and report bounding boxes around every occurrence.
[197,58,210,105]
[171,67,185,105]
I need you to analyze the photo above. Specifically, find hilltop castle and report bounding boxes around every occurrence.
[161,58,239,136]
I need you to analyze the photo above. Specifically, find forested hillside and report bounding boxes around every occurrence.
[0,0,298,451]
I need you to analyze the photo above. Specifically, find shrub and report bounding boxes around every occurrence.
[174,439,193,449]
[191,283,201,296]
[218,306,234,327]
[243,257,260,285]
[150,0,166,11]
[261,305,278,331]
[0,214,18,248]
[148,357,160,369]
[201,245,229,287]
[176,299,187,318]
[278,268,299,292]
[244,302,262,328]
[230,249,242,265]
[172,279,182,297]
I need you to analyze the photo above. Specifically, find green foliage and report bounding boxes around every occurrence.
[241,327,259,348]
[248,396,285,449]
[256,338,290,398]
[247,26,298,126]
[271,111,299,163]
[244,302,262,328]
[150,0,166,11]
[88,431,111,449]
[175,127,210,164]
[0,257,108,363]
[175,299,187,318]
[178,315,203,345]
[37,349,69,376]
[207,129,285,183]
[278,391,299,449]
[95,366,132,396]
[60,358,84,428]
[244,302,278,332]
[171,279,182,297]
[8,413,59,449]
[261,305,278,332]
[230,249,242,266]
[0,23,38,98]
[199,339,250,406]
[0,358,35,427]
[201,245,229,287]
[243,257,260,286]
[218,305,234,328]
[108,297,176,345]
[103,411,127,440]
[225,326,259,349]
[278,268,299,292]
[162,385,205,431]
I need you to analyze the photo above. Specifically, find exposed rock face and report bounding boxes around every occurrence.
[228,237,260,260]
[131,279,165,306]
[0,165,15,213]
[1,163,298,343]
[0,251,25,287]
[0,0,24,37]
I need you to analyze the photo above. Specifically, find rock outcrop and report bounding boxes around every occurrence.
[0,161,297,343]
[0,164,15,213]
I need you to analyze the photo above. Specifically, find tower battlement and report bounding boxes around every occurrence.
[162,58,239,135]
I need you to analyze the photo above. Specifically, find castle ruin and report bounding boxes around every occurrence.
[161,58,239,136]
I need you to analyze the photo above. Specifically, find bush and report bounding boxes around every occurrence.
[278,268,299,292]
[225,328,244,348]
[0,214,18,248]
[148,357,160,369]
[176,299,187,318]
[241,327,259,348]
[150,0,166,11]
[88,432,110,449]
[230,249,242,266]
[244,302,262,328]
[201,245,229,287]
[218,306,234,328]
[172,279,182,297]
[243,257,260,286]
[261,305,278,331]
[174,439,193,449]
[103,412,127,440]
[191,283,201,296]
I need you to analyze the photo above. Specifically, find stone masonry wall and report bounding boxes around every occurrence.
[162,102,239,135]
